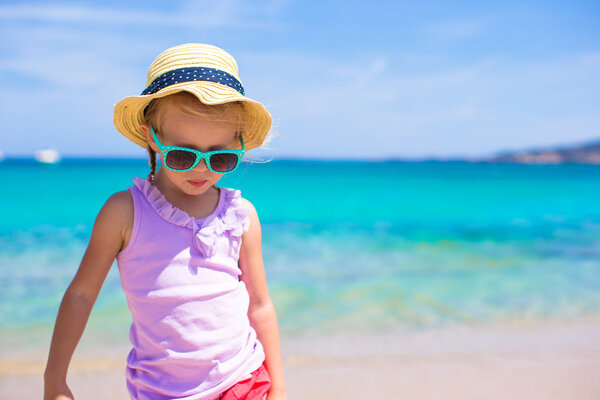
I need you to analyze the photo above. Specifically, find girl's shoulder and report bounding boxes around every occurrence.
[103,189,134,218]
[96,190,134,245]
[215,189,259,234]
[221,189,257,218]
[232,195,261,235]
[236,195,255,212]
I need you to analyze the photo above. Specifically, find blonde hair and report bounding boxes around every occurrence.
[142,91,248,178]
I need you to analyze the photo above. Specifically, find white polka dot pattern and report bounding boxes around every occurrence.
[141,67,244,96]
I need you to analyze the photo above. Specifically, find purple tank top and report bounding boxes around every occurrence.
[116,177,265,400]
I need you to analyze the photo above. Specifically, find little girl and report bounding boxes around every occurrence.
[44,44,286,400]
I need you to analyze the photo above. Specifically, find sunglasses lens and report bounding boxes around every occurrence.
[209,153,239,172]
[165,150,197,170]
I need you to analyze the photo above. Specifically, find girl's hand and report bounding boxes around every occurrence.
[44,380,74,400]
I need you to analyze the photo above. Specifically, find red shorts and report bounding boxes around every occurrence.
[218,363,271,400]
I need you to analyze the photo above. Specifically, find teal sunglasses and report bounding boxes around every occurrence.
[151,127,245,174]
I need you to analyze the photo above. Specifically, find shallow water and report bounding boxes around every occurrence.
[1,159,599,344]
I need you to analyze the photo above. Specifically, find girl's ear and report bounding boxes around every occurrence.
[142,124,159,152]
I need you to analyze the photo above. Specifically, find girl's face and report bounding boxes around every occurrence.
[144,105,239,196]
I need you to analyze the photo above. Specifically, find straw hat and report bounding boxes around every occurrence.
[113,43,272,151]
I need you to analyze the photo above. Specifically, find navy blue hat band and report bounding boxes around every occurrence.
[141,66,245,96]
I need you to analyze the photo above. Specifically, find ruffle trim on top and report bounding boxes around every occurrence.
[133,177,250,258]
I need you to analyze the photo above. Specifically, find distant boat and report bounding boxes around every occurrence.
[35,148,61,164]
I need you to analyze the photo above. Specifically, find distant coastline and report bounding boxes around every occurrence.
[2,140,600,165]
[487,140,600,165]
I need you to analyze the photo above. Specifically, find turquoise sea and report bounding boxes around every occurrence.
[1,160,600,350]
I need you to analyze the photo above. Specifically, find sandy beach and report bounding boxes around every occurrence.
[2,315,599,399]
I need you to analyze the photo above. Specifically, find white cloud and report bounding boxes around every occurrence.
[424,18,489,41]
[0,1,288,30]
[423,18,491,41]
[240,49,600,158]
[0,25,151,92]
[353,57,388,87]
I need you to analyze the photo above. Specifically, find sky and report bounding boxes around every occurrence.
[0,0,599,160]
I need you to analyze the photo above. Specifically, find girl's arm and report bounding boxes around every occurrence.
[43,191,132,400]
[239,199,287,400]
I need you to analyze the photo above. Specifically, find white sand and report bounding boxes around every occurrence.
[283,316,600,399]
[2,316,599,399]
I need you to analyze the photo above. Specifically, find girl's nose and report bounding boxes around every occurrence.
[192,158,210,172]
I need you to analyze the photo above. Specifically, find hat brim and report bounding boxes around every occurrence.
[113,81,272,151]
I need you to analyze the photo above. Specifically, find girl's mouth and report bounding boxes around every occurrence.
[188,179,207,188]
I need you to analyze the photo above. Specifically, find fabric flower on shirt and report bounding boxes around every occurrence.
[193,223,218,258]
